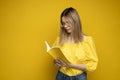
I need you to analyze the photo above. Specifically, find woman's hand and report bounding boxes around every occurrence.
[54,58,69,67]
[54,58,86,71]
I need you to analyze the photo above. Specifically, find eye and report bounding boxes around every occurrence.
[66,21,69,24]
[61,21,66,26]
[62,22,65,25]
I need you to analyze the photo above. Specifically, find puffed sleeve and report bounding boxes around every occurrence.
[84,37,98,72]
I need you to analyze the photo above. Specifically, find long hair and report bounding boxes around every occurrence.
[59,7,84,45]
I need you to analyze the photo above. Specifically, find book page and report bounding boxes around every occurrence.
[45,41,70,63]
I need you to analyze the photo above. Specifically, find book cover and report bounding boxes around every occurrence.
[45,41,70,63]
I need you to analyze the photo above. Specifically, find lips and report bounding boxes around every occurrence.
[65,28,71,33]
[65,27,70,30]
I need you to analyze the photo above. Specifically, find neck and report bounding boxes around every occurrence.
[66,36,75,43]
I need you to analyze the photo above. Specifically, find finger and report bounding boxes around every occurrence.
[55,58,68,67]
[59,59,69,67]
[55,63,61,67]
[55,59,61,63]
[58,59,66,65]
[56,58,63,63]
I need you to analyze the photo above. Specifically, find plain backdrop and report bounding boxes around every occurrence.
[0,0,120,80]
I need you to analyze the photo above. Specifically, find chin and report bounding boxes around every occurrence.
[67,31,72,34]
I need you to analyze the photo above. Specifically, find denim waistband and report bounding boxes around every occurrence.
[56,71,87,80]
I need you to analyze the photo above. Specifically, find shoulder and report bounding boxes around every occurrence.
[82,35,96,49]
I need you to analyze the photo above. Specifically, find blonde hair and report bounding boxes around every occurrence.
[60,7,84,45]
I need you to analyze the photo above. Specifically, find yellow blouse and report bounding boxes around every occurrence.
[52,36,98,76]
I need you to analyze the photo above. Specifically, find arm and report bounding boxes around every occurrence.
[54,58,86,71]
[53,37,98,72]
[69,63,86,71]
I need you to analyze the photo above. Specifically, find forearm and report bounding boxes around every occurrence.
[68,63,86,71]
[54,58,86,71]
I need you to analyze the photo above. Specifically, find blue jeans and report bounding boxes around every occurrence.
[56,71,87,80]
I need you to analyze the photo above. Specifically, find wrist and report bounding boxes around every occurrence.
[67,63,73,68]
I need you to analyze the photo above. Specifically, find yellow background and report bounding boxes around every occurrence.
[0,0,120,80]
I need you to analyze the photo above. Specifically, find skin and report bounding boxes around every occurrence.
[61,17,73,33]
[54,58,86,71]
[54,17,86,71]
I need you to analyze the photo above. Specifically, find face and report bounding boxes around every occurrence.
[61,17,73,34]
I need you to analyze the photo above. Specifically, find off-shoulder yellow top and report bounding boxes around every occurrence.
[52,36,98,76]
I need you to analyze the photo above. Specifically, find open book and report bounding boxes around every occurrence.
[45,41,70,63]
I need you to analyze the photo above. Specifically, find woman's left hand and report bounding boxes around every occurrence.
[54,58,69,67]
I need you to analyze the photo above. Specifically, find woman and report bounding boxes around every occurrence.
[53,7,98,80]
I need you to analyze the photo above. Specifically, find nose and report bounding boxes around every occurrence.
[64,24,68,28]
